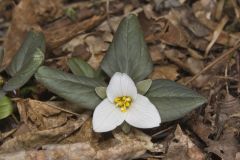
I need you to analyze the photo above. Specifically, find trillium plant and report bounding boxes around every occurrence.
[35,14,206,133]
[93,73,160,132]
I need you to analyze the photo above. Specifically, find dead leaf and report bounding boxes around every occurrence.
[0,129,153,160]
[164,49,194,75]
[149,44,165,64]
[166,125,205,160]
[2,0,40,69]
[0,0,15,20]
[87,53,105,70]
[85,34,109,55]
[150,65,179,80]
[186,57,204,74]
[16,99,72,131]
[44,14,106,50]
[207,130,239,160]
[1,0,63,70]
[0,114,90,154]
[97,16,122,32]
[158,21,189,48]
[143,4,158,20]
[154,0,183,11]
[167,7,211,38]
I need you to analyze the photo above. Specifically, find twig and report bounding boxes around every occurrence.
[214,75,239,81]
[215,0,225,20]
[237,51,240,93]
[44,102,83,117]
[224,63,229,94]
[11,113,20,124]
[185,43,240,85]
[205,16,229,57]
[230,0,240,19]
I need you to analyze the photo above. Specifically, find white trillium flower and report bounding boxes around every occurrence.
[93,72,161,132]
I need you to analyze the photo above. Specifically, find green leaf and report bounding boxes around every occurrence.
[146,80,207,123]
[35,66,105,110]
[101,14,153,82]
[95,86,106,99]
[136,79,152,95]
[6,31,45,76]
[3,49,44,91]
[121,122,131,134]
[0,96,13,120]
[64,8,77,21]
[67,57,96,78]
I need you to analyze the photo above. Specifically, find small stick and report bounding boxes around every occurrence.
[205,16,229,57]
[214,75,239,81]
[237,51,240,93]
[185,43,240,85]
[11,113,20,124]
[224,63,229,94]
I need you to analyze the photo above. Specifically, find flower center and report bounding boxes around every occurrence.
[114,96,132,112]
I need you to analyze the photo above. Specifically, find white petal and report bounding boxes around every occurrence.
[107,72,137,102]
[92,98,125,132]
[125,94,161,128]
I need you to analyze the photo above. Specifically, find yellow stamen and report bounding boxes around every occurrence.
[114,96,132,112]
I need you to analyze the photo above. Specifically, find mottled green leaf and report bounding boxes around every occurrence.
[121,122,131,134]
[64,7,77,21]
[146,80,207,122]
[101,14,153,82]
[3,49,44,91]
[136,79,152,95]
[6,31,45,76]
[0,96,13,120]
[95,86,106,99]
[35,66,105,110]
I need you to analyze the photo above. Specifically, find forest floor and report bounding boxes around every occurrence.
[0,0,239,159]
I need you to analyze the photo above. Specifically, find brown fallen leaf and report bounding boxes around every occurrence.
[158,21,189,48]
[236,152,240,160]
[44,14,106,50]
[0,129,153,160]
[187,115,214,144]
[84,34,109,55]
[167,7,211,38]
[165,7,212,51]
[164,49,195,75]
[205,94,240,159]
[166,125,205,160]
[2,0,40,70]
[61,118,100,144]
[97,16,123,32]
[16,99,73,131]
[0,0,15,20]
[186,57,204,75]
[207,131,239,160]
[143,4,158,20]
[149,65,179,81]
[0,113,90,154]
[87,53,105,70]
[149,44,165,64]
[1,0,63,70]
[154,0,183,11]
